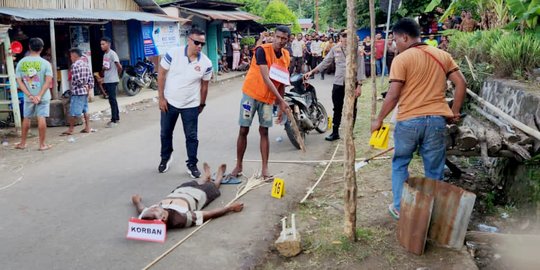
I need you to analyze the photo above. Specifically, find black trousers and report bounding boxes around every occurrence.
[331,84,358,133]
[290,56,303,74]
[103,82,119,123]
[311,55,322,70]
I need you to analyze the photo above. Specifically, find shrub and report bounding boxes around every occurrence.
[490,32,540,79]
[240,36,256,47]
[447,29,503,64]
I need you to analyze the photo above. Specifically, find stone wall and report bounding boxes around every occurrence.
[480,79,540,205]
[481,79,540,133]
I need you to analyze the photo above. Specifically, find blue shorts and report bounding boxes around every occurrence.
[69,95,88,117]
[238,93,274,128]
[23,100,50,118]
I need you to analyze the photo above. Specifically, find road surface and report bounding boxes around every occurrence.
[0,75,337,269]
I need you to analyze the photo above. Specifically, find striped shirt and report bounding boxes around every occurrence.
[70,58,94,96]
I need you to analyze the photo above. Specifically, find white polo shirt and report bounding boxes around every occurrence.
[160,46,213,109]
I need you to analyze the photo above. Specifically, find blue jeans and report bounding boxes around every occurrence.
[392,116,446,211]
[375,58,388,76]
[160,104,199,166]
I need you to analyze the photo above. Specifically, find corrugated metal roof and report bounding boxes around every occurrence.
[133,0,167,15]
[397,181,434,255]
[181,7,261,21]
[0,7,181,22]
[398,177,477,253]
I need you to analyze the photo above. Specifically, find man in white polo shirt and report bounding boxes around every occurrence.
[158,28,213,178]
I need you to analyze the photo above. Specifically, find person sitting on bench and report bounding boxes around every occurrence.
[131,163,244,228]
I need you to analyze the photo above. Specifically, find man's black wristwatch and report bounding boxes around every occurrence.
[199,104,206,107]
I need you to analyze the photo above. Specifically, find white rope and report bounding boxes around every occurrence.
[300,143,341,204]
[0,176,23,191]
[142,174,269,270]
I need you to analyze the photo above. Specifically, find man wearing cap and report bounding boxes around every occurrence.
[304,29,366,141]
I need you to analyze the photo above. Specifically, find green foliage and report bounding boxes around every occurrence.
[240,36,256,47]
[490,32,540,78]
[425,0,443,12]
[319,0,346,29]
[485,191,496,214]
[231,0,267,17]
[448,29,539,81]
[262,0,301,33]
[506,0,540,31]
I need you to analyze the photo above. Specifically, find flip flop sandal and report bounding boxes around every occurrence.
[60,131,73,136]
[14,143,26,150]
[261,175,275,182]
[38,144,52,151]
[80,129,91,133]
[213,173,242,185]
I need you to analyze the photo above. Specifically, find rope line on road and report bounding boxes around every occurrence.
[300,142,341,204]
[142,174,269,270]
[241,156,391,164]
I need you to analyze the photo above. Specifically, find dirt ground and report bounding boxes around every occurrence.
[256,83,479,270]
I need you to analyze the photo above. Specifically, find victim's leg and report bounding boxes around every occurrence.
[213,164,227,189]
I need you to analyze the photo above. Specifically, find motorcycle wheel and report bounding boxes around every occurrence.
[285,120,305,150]
[314,102,329,133]
[122,76,141,96]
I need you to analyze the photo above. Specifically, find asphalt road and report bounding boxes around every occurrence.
[0,74,336,269]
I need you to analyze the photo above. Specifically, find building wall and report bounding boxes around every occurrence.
[0,0,140,11]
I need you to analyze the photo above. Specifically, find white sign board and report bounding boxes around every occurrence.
[126,218,167,243]
[269,64,291,86]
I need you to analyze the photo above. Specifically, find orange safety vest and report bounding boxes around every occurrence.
[242,43,290,104]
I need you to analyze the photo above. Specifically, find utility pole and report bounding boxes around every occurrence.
[369,0,377,120]
[315,0,320,33]
[343,0,358,241]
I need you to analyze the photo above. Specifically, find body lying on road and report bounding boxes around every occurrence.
[131,163,244,228]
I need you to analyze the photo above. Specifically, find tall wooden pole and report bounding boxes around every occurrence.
[315,0,320,33]
[369,0,377,120]
[49,20,58,100]
[343,0,358,241]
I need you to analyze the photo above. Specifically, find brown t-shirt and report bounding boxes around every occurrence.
[461,18,477,32]
[389,44,459,121]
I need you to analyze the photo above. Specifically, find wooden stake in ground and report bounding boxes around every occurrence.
[369,0,377,120]
[285,109,306,152]
[343,0,358,242]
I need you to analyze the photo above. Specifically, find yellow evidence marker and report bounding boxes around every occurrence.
[271,178,285,199]
[369,123,390,149]
[327,116,332,131]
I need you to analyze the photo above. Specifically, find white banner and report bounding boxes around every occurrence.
[126,218,167,243]
[269,64,290,86]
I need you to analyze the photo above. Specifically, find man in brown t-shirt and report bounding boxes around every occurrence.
[371,18,467,220]
[460,11,478,32]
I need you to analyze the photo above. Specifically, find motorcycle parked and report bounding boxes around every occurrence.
[122,58,158,96]
[283,74,328,149]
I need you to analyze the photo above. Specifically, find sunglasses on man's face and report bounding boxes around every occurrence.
[190,37,206,47]
[341,34,347,38]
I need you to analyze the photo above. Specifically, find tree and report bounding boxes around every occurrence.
[262,0,302,33]
[231,0,268,17]
[343,0,359,242]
